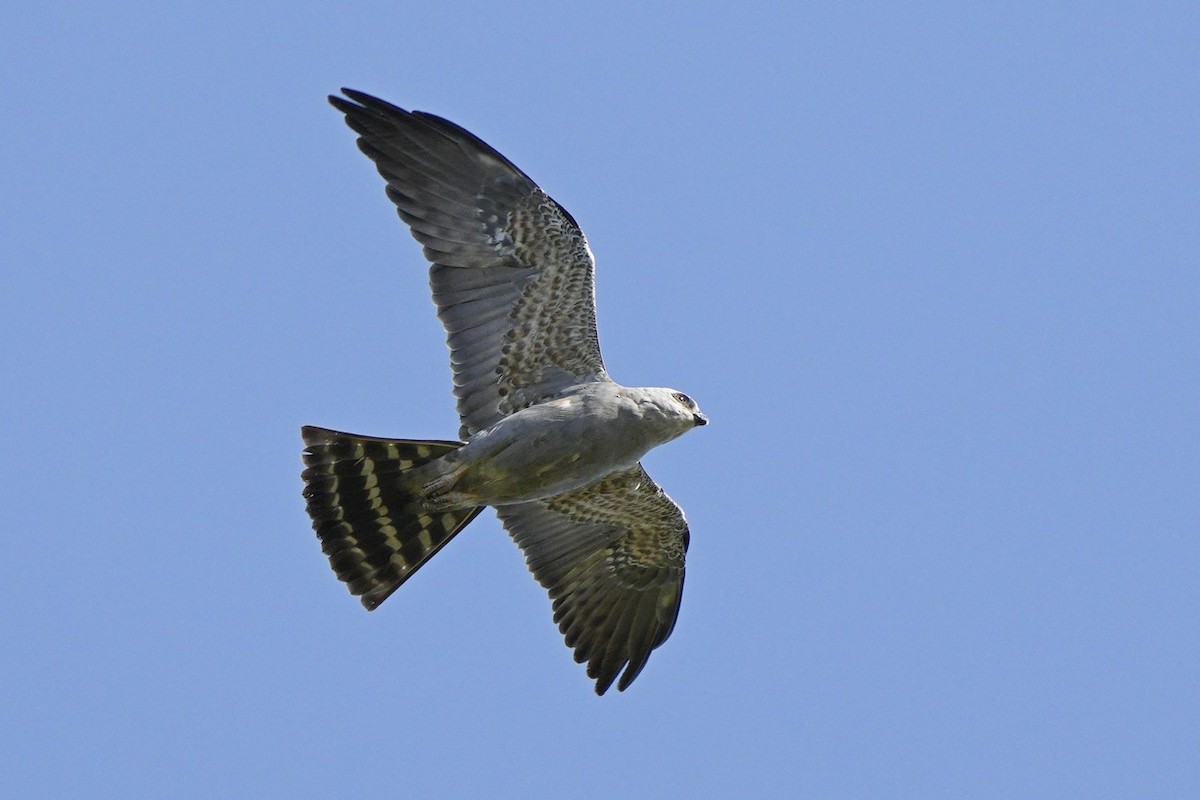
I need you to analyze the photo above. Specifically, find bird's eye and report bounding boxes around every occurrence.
[672,392,694,408]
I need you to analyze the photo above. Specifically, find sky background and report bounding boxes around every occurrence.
[3,2,1197,797]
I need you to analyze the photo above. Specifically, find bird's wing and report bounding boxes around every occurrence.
[330,90,609,439]
[495,464,689,694]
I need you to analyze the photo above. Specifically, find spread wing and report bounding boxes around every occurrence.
[329,89,609,440]
[496,465,689,695]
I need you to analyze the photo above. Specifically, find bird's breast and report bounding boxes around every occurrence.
[451,393,656,505]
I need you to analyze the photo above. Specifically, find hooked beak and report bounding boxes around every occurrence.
[693,413,708,427]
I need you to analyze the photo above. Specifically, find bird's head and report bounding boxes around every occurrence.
[639,387,708,436]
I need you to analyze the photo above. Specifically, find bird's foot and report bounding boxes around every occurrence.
[421,465,472,510]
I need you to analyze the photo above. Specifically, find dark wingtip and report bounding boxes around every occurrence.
[339,87,372,103]
[594,661,644,695]
[592,668,620,696]
[333,88,411,116]
[328,90,369,117]
[616,663,644,692]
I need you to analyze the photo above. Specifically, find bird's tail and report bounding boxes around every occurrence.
[301,425,484,610]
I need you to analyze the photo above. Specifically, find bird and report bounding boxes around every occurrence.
[302,89,706,694]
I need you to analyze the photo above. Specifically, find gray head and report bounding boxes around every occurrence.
[638,387,708,438]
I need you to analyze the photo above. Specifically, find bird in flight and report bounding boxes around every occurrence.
[302,89,706,694]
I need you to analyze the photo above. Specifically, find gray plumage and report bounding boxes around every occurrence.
[302,89,706,694]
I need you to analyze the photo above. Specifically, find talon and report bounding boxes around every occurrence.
[422,491,471,511]
[423,465,464,495]
[421,464,470,509]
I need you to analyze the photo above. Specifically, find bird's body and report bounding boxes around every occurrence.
[416,383,703,509]
[303,90,705,694]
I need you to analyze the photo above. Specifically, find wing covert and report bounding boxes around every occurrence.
[329,90,609,439]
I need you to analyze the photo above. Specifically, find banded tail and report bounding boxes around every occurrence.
[301,426,484,610]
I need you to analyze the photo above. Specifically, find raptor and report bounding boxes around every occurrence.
[302,90,706,694]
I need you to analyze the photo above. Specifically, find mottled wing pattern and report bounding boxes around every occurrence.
[496,465,689,694]
[301,426,484,610]
[329,90,609,439]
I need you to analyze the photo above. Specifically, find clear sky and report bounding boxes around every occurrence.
[3,3,1197,797]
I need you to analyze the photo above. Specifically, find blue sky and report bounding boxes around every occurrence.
[3,2,1196,797]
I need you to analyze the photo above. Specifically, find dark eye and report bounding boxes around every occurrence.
[672,392,694,408]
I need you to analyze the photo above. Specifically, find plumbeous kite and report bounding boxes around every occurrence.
[302,89,707,694]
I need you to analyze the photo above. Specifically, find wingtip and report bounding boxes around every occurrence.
[328,91,360,114]
[338,88,410,113]
[329,89,424,130]
[592,668,620,696]
[616,664,643,693]
[592,660,645,695]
